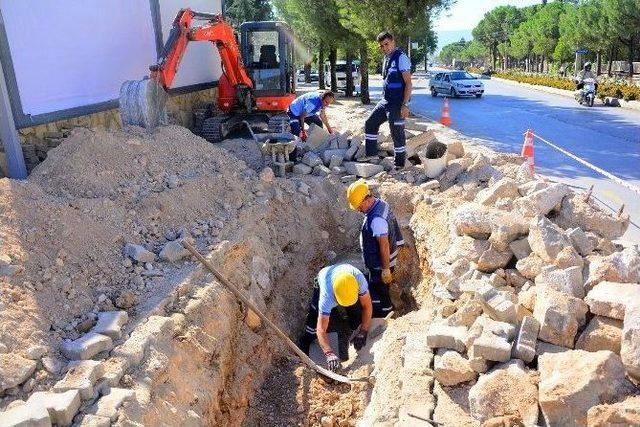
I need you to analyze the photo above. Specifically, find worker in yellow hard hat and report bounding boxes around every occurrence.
[347,179,404,317]
[298,263,373,371]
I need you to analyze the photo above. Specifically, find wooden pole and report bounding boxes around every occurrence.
[181,241,368,384]
[0,55,26,179]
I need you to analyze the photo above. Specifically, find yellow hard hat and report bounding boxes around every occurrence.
[333,272,359,307]
[347,179,369,210]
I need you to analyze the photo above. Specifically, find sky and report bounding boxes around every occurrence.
[433,0,540,53]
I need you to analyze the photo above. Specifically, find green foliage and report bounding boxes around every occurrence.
[225,0,273,29]
[439,38,469,64]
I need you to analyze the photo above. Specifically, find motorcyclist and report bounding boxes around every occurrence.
[576,62,598,92]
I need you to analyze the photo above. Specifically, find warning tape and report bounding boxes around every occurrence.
[527,131,640,197]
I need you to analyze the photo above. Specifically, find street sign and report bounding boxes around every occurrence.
[411,42,419,49]
[575,48,588,54]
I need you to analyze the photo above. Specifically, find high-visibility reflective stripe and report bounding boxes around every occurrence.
[394,147,406,152]
[396,239,405,246]
[289,119,299,123]
[393,121,405,126]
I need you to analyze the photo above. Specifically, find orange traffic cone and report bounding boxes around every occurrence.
[521,129,535,175]
[440,97,452,126]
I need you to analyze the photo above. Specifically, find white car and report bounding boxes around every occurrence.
[430,71,484,98]
[324,61,360,93]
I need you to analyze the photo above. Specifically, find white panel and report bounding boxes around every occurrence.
[0,0,157,116]
[158,0,223,89]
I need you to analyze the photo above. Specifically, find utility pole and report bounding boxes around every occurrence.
[0,55,26,179]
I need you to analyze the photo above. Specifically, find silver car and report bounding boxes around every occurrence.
[430,71,484,98]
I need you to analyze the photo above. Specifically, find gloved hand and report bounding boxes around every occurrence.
[327,126,334,134]
[300,129,308,141]
[352,329,368,351]
[382,268,393,285]
[325,350,340,371]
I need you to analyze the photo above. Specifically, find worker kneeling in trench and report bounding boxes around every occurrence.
[298,263,373,371]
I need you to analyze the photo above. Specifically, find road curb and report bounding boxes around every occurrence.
[491,77,640,112]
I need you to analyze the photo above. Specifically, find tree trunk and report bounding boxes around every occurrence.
[345,51,354,97]
[304,62,311,83]
[329,47,338,93]
[628,36,635,77]
[318,43,326,90]
[596,51,602,75]
[607,45,614,76]
[359,44,371,105]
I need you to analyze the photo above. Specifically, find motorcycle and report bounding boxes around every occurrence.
[575,77,596,107]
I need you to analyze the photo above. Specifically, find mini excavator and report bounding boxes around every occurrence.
[119,9,296,141]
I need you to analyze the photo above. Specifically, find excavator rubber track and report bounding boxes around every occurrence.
[119,78,169,128]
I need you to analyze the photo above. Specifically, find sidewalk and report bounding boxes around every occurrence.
[491,76,640,112]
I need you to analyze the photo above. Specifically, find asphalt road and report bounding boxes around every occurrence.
[367,73,640,243]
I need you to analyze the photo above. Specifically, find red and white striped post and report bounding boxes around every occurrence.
[521,129,535,175]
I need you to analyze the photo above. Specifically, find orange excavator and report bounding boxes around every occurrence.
[119,9,296,141]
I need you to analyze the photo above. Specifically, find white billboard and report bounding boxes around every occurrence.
[0,0,223,123]
[158,1,223,89]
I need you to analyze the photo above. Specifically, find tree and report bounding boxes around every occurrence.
[439,38,469,65]
[604,0,640,76]
[529,1,571,72]
[472,5,524,70]
[225,0,273,29]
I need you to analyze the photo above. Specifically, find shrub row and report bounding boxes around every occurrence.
[494,71,640,101]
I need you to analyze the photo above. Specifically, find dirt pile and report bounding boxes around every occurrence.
[0,121,366,423]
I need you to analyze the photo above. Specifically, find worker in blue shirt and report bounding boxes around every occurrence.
[364,31,413,169]
[298,263,373,371]
[287,90,335,141]
[347,179,404,318]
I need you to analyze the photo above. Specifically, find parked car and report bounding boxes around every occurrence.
[297,69,320,83]
[324,60,360,93]
[430,71,484,98]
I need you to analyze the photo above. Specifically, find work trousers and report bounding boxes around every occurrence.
[365,100,406,167]
[367,268,394,318]
[287,109,323,136]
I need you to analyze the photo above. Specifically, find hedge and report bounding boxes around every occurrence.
[494,71,640,101]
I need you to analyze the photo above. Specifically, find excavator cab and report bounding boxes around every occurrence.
[240,21,295,110]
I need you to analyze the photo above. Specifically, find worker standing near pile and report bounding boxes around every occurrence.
[287,90,335,141]
[347,179,404,317]
[298,263,373,371]
[364,31,412,169]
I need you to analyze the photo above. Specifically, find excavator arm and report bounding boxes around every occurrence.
[152,9,253,91]
[119,9,253,128]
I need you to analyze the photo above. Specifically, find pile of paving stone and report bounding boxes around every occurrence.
[416,156,639,425]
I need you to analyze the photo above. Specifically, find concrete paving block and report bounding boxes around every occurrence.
[328,154,343,169]
[292,163,312,175]
[53,360,103,400]
[622,302,640,380]
[301,151,322,167]
[343,161,384,178]
[426,322,467,353]
[61,332,113,360]
[512,316,540,363]
[477,284,517,324]
[321,149,348,165]
[470,333,512,362]
[312,165,331,177]
[123,243,155,263]
[585,281,640,320]
[567,227,594,256]
[0,353,37,392]
[27,390,81,426]
[0,402,51,427]
[344,143,360,161]
[101,356,130,387]
[88,387,135,421]
[92,311,128,340]
[306,123,331,149]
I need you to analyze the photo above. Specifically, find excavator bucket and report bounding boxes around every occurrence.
[119,78,168,129]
